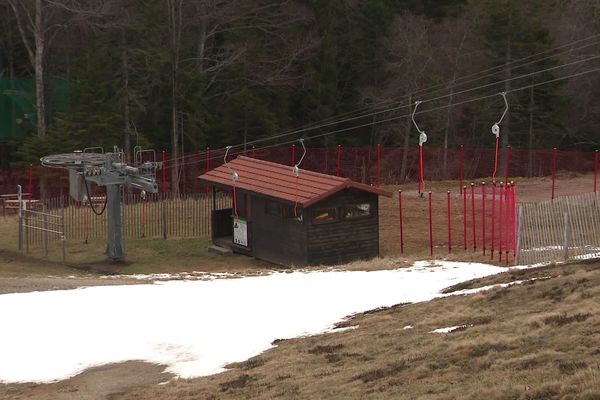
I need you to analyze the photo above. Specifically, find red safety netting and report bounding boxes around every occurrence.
[1,146,597,198]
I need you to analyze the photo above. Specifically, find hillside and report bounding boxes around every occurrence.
[118,261,600,400]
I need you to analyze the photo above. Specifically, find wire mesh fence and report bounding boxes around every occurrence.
[22,192,232,247]
[517,192,600,265]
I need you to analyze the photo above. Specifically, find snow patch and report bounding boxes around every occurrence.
[0,260,503,384]
[430,325,468,334]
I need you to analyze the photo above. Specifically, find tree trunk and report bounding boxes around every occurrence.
[168,0,181,196]
[122,33,131,159]
[34,0,46,138]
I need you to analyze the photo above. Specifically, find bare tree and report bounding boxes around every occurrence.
[7,0,47,137]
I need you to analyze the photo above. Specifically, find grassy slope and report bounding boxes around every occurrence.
[0,216,276,277]
[120,261,600,400]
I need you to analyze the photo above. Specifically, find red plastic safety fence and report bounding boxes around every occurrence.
[491,183,496,259]
[447,191,452,253]
[1,146,599,198]
[481,183,486,256]
[398,191,404,254]
[499,183,504,263]
[463,186,467,251]
[471,183,477,251]
[428,192,433,257]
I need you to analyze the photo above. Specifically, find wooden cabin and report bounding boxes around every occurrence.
[198,156,392,267]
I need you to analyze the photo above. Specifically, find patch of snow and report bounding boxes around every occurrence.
[403,325,414,330]
[0,260,503,384]
[430,325,468,334]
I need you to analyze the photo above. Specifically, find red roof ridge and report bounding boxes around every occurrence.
[198,156,391,206]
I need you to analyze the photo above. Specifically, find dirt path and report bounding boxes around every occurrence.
[0,275,144,295]
[0,362,172,400]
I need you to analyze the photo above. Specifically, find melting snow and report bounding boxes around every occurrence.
[430,325,468,334]
[0,261,503,384]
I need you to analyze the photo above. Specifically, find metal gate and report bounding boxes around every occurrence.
[517,192,600,265]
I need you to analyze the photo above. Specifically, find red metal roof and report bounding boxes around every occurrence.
[198,156,392,207]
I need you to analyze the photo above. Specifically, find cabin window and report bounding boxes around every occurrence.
[312,208,338,224]
[342,203,372,219]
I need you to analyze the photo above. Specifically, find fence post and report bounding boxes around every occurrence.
[428,192,433,257]
[482,182,486,256]
[447,191,452,254]
[563,211,571,261]
[398,190,404,254]
[491,182,496,259]
[463,186,467,251]
[505,145,511,184]
[61,207,66,263]
[499,183,504,263]
[43,203,48,257]
[471,183,477,251]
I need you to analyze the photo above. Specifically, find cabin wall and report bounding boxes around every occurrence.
[251,197,307,266]
[307,189,379,265]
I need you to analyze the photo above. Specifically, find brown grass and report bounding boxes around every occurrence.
[114,261,600,400]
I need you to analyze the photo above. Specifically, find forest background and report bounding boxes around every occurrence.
[1,0,600,176]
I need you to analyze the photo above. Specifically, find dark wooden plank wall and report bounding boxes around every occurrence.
[250,195,307,267]
[307,189,379,265]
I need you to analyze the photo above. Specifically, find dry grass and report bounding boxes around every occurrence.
[116,261,600,400]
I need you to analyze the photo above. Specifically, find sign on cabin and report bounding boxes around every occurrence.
[233,218,248,247]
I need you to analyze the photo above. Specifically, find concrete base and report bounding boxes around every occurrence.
[208,244,233,256]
